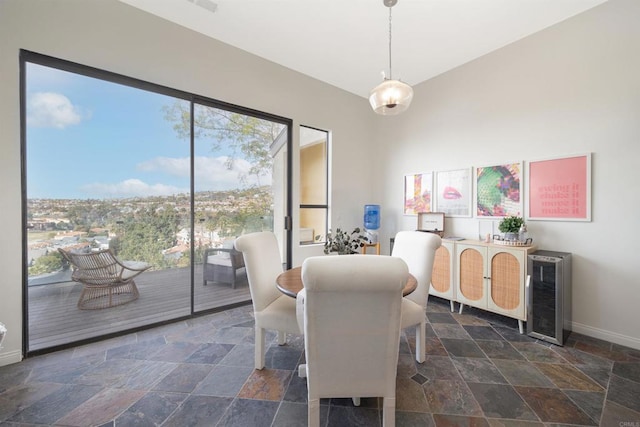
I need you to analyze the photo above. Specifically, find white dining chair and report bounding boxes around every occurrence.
[391,231,442,363]
[299,255,408,427]
[234,231,302,370]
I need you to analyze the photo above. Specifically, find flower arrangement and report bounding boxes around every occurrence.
[316,227,369,255]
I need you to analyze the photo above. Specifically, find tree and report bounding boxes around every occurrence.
[115,203,182,269]
[29,251,63,275]
[163,102,284,186]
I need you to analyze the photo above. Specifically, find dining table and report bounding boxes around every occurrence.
[276,266,417,298]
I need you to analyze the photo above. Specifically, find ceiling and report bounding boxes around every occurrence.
[119,0,608,99]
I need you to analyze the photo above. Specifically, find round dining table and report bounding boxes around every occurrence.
[276,266,417,298]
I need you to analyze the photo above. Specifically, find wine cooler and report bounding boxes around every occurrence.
[527,250,572,345]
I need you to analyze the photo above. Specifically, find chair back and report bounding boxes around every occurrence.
[221,239,246,268]
[229,249,245,268]
[234,232,284,312]
[59,248,120,286]
[301,255,408,399]
[391,231,442,307]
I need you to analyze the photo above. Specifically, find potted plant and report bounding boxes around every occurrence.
[316,227,369,255]
[498,215,525,241]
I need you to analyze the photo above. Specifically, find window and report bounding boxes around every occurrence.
[299,126,329,244]
[21,50,291,353]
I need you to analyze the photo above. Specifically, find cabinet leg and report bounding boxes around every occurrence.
[458,303,464,314]
[450,300,455,312]
[518,320,524,334]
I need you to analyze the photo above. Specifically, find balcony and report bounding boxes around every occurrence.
[27,265,250,352]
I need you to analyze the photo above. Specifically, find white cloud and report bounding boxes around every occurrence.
[27,92,84,129]
[137,157,191,177]
[81,179,188,198]
[77,155,272,198]
[137,156,272,190]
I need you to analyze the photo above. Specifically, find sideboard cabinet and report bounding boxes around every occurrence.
[454,240,537,333]
[391,236,536,333]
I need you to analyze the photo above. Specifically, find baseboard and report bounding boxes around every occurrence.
[571,321,640,350]
[0,349,23,367]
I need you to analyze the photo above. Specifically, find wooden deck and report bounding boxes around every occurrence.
[27,265,251,352]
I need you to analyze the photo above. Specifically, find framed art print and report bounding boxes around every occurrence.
[434,168,472,217]
[475,162,522,218]
[527,153,591,221]
[404,172,432,215]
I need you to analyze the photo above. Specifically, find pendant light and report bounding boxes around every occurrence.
[369,0,413,115]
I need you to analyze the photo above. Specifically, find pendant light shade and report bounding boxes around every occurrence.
[369,79,413,115]
[370,0,413,115]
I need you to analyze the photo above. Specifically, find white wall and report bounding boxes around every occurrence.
[1,0,638,365]
[375,0,640,349]
[0,0,374,364]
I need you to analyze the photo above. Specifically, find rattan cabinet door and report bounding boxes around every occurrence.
[430,241,454,301]
[487,247,526,319]
[455,243,487,309]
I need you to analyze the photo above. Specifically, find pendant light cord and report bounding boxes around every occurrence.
[388,6,393,80]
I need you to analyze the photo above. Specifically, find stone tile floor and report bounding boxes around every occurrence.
[1,297,639,426]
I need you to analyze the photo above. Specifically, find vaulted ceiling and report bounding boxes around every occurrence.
[120,0,608,98]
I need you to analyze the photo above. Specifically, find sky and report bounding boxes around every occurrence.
[26,63,275,200]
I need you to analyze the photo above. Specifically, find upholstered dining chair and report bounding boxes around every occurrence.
[234,231,301,370]
[391,231,442,363]
[299,255,408,427]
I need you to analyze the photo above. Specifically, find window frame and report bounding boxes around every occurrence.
[299,125,330,245]
[19,49,293,356]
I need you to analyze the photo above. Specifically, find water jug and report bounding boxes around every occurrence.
[364,204,380,230]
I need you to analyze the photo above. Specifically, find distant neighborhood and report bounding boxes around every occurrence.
[27,187,272,283]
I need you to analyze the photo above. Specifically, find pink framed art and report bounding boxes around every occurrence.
[404,172,432,215]
[435,168,472,217]
[527,153,591,221]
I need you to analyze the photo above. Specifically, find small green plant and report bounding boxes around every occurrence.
[315,227,369,255]
[498,215,525,233]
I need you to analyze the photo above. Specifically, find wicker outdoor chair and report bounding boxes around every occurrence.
[203,246,245,288]
[58,248,151,310]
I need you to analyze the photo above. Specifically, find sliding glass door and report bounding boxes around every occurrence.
[22,51,291,353]
[188,101,288,312]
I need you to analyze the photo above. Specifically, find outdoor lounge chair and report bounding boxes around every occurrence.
[203,245,245,288]
[58,248,151,310]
